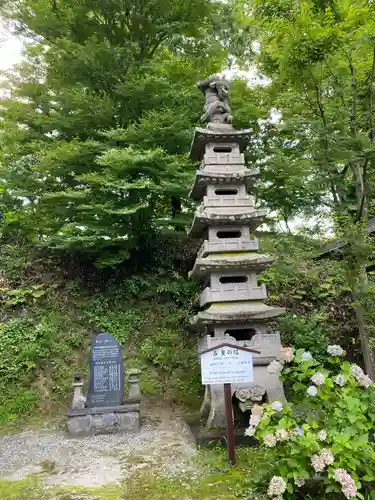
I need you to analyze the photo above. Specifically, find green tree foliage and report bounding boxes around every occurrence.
[234,0,375,376]
[0,0,229,265]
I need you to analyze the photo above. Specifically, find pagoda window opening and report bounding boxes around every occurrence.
[216,230,241,239]
[219,275,247,284]
[213,145,232,153]
[225,328,257,341]
[215,188,238,196]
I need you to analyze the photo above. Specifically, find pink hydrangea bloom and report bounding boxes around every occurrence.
[311,449,334,472]
[280,347,294,363]
[357,373,373,388]
[334,469,357,498]
[264,434,277,448]
[311,454,326,472]
[249,404,263,427]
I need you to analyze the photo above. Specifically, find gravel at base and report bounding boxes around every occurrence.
[0,418,197,487]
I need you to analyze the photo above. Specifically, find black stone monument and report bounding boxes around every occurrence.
[87,332,124,408]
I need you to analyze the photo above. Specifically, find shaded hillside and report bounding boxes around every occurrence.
[0,231,366,428]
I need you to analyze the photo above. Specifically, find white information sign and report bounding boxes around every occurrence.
[200,346,254,385]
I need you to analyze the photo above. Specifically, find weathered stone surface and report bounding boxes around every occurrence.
[191,302,286,327]
[71,375,86,409]
[197,238,259,258]
[128,368,142,399]
[119,412,140,432]
[188,207,267,238]
[197,75,233,125]
[189,169,259,201]
[68,415,92,436]
[67,406,140,436]
[189,253,274,279]
[188,75,285,430]
[189,127,251,162]
[199,284,267,307]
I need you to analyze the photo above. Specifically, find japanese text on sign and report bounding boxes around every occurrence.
[200,347,254,385]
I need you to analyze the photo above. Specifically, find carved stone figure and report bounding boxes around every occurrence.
[197,74,233,125]
[235,385,266,413]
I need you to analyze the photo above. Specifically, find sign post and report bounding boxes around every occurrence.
[199,343,260,467]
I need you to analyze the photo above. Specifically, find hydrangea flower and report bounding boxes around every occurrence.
[245,426,256,437]
[264,434,277,448]
[334,469,357,498]
[276,428,289,442]
[334,374,347,387]
[249,414,261,427]
[310,449,334,472]
[267,476,287,497]
[301,351,313,362]
[268,360,283,375]
[271,401,283,412]
[249,404,263,427]
[280,347,294,363]
[327,345,346,356]
[311,372,325,386]
[350,364,373,388]
[350,364,364,378]
[320,448,334,466]
[318,430,327,441]
[307,385,318,397]
[311,453,326,472]
[294,477,306,487]
[245,404,264,437]
[357,373,373,388]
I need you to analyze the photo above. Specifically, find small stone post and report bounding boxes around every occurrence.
[71,373,86,409]
[128,369,141,399]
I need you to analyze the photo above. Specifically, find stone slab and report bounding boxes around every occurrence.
[67,403,141,436]
[188,209,267,238]
[189,253,274,279]
[191,302,286,326]
[67,402,140,417]
[197,238,259,257]
[199,284,267,307]
[67,411,140,436]
[87,332,124,408]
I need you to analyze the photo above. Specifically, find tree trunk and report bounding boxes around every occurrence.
[348,259,375,379]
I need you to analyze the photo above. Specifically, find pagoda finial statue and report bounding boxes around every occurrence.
[197,74,233,125]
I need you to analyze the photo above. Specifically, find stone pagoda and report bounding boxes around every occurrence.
[188,75,286,429]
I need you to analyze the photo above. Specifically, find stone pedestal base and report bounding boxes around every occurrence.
[67,402,140,436]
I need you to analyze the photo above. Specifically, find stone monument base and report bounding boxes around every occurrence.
[67,402,140,436]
